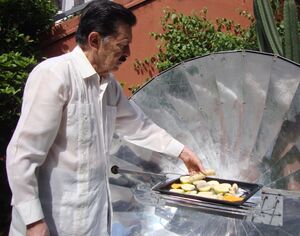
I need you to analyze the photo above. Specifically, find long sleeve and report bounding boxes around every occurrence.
[114,83,184,158]
[6,65,67,225]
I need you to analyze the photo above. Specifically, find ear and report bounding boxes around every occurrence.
[87,32,102,49]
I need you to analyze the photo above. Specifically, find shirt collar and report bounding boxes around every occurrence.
[71,45,98,79]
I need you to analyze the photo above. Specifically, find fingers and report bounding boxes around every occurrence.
[179,146,208,175]
[179,146,203,173]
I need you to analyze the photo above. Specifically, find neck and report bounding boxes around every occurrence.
[81,45,108,76]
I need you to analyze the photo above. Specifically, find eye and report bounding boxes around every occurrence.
[119,44,128,50]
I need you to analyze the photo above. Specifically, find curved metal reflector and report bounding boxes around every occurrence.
[109,51,300,235]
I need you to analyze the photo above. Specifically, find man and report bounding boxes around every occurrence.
[6,1,205,235]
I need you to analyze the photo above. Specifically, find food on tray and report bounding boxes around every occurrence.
[170,188,185,193]
[192,180,206,185]
[171,183,182,189]
[212,184,230,194]
[230,183,238,193]
[196,183,211,192]
[178,169,217,184]
[180,176,191,184]
[223,194,244,202]
[207,180,219,186]
[181,183,196,191]
[185,190,198,195]
[189,172,205,182]
[202,169,216,176]
[168,174,244,203]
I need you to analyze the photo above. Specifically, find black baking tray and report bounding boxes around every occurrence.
[152,176,262,206]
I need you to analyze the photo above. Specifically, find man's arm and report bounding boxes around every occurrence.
[6,67,66,231]
[113,81,205,173]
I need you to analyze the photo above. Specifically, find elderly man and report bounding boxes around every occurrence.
[6,1,205,235]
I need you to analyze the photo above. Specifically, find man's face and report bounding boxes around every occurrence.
[95,23,132,75]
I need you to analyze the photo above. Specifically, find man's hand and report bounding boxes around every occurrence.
[26,219,49,236]
[179,146,206,175]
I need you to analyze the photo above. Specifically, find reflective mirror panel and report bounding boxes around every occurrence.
[109,51,300,235]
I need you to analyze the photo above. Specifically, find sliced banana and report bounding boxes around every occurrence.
[230,183,239,193]
[192,180,206,185]
[207,180,220,186]
[180,176,191,184]
[189,172,205,182]
[196,183,211,192]
[181,183,196,191]
[219,183,232,189]
[203,169,216,176]
[228,190,236,195]
[213,184,230,194]
[170,189,185,193]
[185,190,198,195]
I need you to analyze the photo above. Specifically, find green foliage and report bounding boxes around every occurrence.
[0,1,56,233]
[0,52,36,137]
[131,8,258,93]
[0,0,57,155]
[0,0,57,56]
[150,8,258,72]
[254,0,300,63]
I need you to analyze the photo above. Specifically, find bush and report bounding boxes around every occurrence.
[0,53,37,155]
[0,1,57,234]
[154,8,258,71]
[134,8,258,78]
[0,0,57,155]
[0,0,57,56]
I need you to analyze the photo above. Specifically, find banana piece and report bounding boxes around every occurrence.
[170,189,185,193]
[219,183,232,189]
[189,172,205,182]
[207,180,219,186]
[228,190,236,195]
[192,180,206,185]
[196,183,211,192]
[230,183,239,193]
[181,184,196,191]
[180,176,191,184]
[213,184,230,194]
[203,169,216,176]
[185,190,198,195]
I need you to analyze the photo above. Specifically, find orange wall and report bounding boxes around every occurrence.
[41,0,253,96]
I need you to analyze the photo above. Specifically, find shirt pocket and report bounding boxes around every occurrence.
[105,105,117,150]
[66,103,95,146]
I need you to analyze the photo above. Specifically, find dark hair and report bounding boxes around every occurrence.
[76,0,137,45]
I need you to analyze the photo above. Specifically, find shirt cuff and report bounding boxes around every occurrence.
[15,198,44,225]
[164,138,184,158]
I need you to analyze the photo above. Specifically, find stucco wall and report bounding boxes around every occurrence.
[41,0,253,96]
